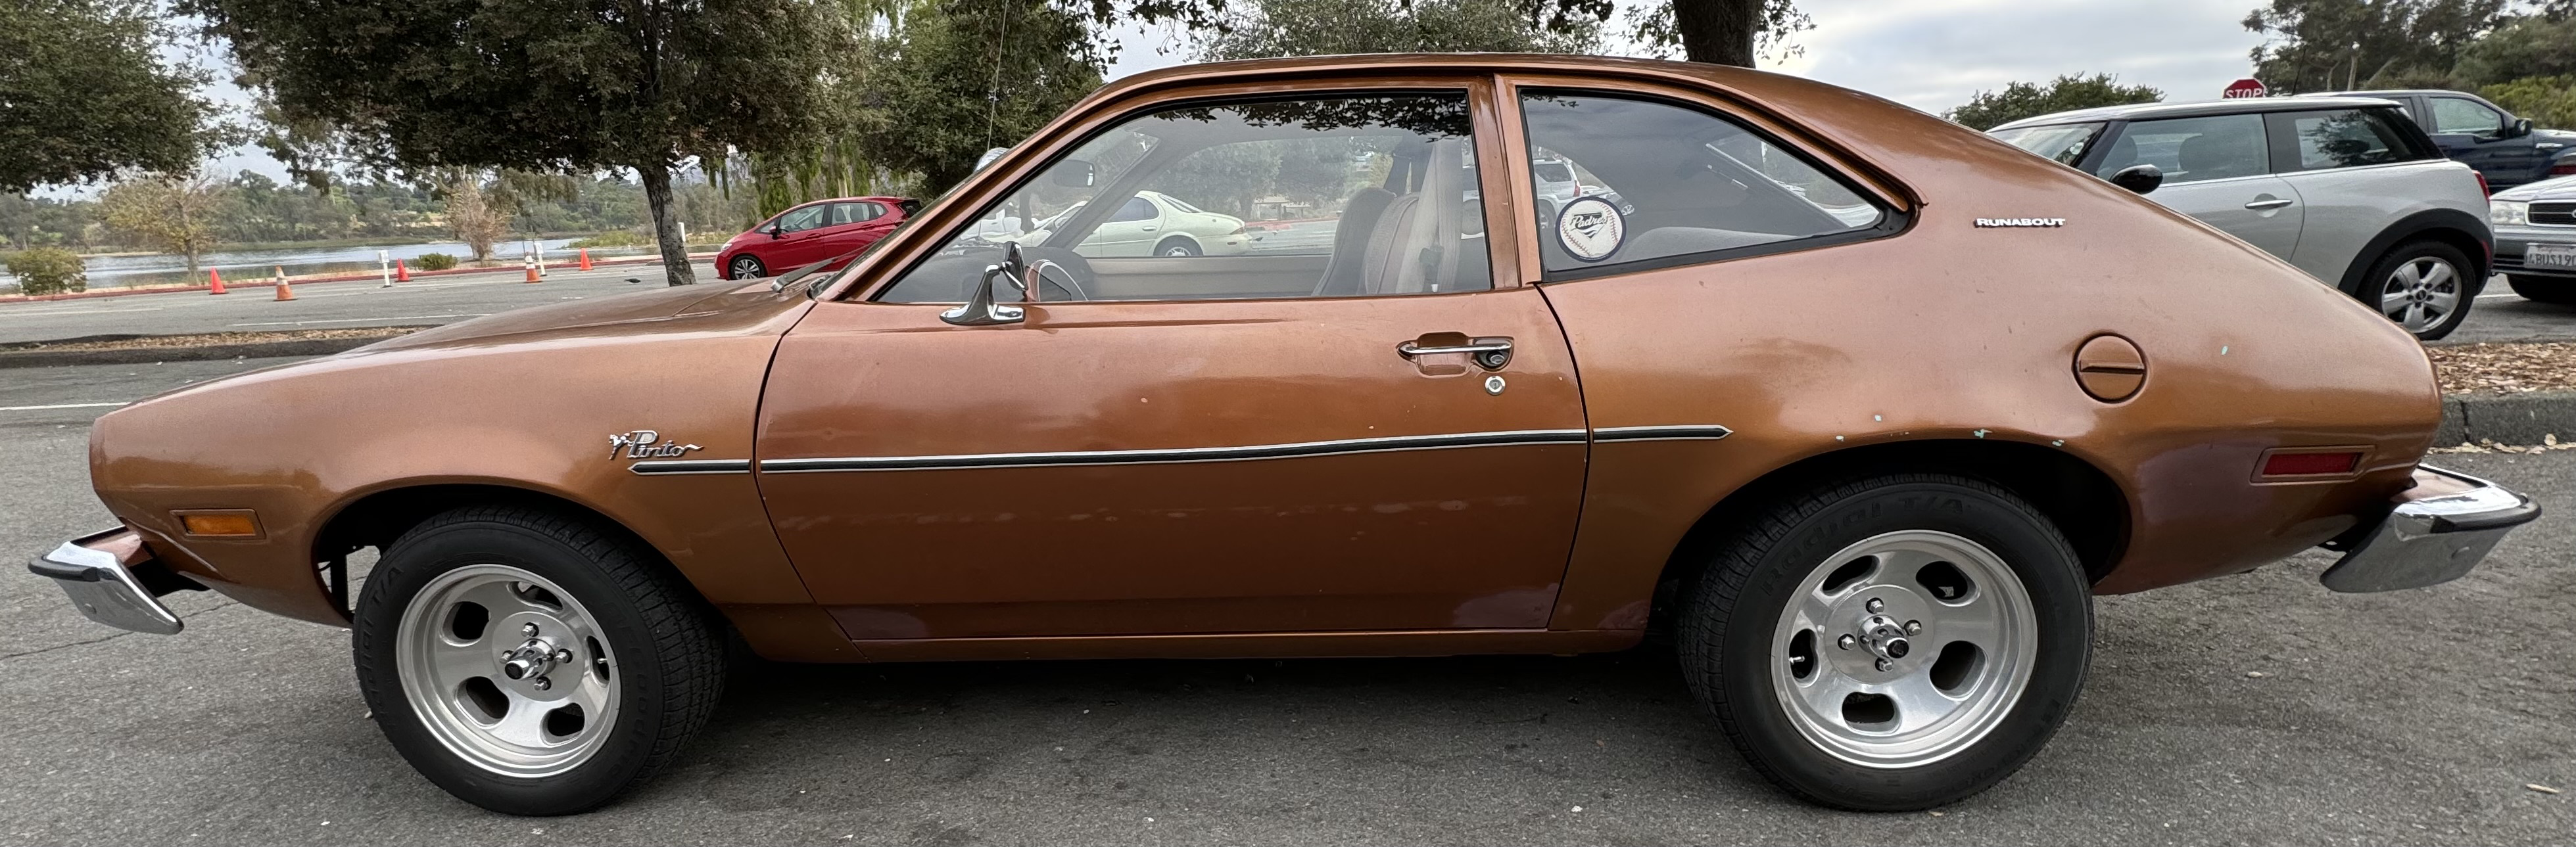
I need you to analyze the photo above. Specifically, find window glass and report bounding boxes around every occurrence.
[2431,97,2504,135]
[1517,90,1884,276]
[1990,122,2107,167]
[2287,108,2420,170]
[2092,114,2268,182]
[880,93,1491,302]
[774,204,827,233]
[824,202,867,227]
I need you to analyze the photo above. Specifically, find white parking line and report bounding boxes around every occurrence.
[229,314,485,327]
[0,401,130,411]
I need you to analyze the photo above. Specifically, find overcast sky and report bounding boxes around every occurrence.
[198,0,2272,184]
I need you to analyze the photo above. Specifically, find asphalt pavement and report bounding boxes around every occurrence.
[0,357,2569,845]
[0,262,721,345]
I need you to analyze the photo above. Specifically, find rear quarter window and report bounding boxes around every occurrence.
[2272,108,2439,172]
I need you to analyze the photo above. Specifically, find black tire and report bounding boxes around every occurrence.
[725,256,766,281]
[1154,237,1201,257]
[1675,474,2091,811]
[352,506,727,815]
[2508,273,2576,306]
[2357,240,2478,340]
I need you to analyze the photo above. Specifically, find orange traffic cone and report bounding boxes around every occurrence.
[578,249,592,270]
[523,253,540,283]
[273,266,296,301]
[396,259,412,281]
[207,268,227,294]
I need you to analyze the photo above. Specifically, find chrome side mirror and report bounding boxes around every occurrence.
[940,242,1027,326]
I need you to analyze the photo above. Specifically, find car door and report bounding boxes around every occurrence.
[2425,95,2536,184]
[2264,106,2458,283]
[2093,113,2303,260]
[1080,195,1164,256]
[754,83,1590,641]
[766,202,836,267]
[811,202,887,258]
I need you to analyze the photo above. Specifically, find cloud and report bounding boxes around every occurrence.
[1765,0,2270,114]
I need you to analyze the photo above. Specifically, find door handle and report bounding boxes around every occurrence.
[1140,225,1158,231]
[2245,198,2295,210]
[1398,337,1513,370]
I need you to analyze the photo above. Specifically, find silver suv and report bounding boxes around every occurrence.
[1992,97,2493,340]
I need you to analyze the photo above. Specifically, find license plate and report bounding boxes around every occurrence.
[2528,243,2576,269]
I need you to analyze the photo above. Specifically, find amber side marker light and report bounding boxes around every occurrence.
[2258,450,2363,479]
[176,510,262,538]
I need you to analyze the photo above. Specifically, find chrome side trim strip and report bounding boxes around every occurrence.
[1593,424,1734,442]
[760,429,1590,473]
[629,459,753,476]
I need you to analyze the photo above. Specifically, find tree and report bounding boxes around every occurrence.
[0,0,216,191]
[1197,0,1601,58]
[2455,14,2576,85]
[437,171,512,262]
[99,172,227,283]
[2243,0,2509,93]
[188,0,852,286]
[850,0,1106,195]
[1620,0,1807,66]
[1945,74,2164,131]
[2484,76,2576,129]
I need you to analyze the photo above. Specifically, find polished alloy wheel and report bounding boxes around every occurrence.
[2379,256,2462,333]
[1770,530,2037,768]
[396,564,621,778]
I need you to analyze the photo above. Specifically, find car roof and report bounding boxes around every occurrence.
[1990,96,2405,131]
[2308,89,2464,99]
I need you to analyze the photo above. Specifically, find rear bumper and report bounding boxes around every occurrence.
[2320,465,2540,593]
[27,527,195,635]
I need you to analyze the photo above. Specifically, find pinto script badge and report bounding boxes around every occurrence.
[608,430,702,459]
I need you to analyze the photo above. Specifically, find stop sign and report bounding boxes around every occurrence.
[2222,78,2269,99]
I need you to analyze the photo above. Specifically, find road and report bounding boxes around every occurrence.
[0,262,720,345]
[0,263,2572,346]
[0,357,2569,845]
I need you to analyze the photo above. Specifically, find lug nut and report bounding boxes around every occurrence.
[553,649,573,663]
[1874,658,1892,672]
[1836,634,1856,650]
[1905,620,1922,635]
[522,623,540,637]
[1865,598,1884,613]
[532,676,552,691]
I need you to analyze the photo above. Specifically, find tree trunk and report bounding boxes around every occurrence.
[640,160,696,285]
[1677,0,1759,67]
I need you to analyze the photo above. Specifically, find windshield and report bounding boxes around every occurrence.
[1990,122,2108,167]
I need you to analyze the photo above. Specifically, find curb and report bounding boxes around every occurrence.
[2437,390,2576,446]
[0,331,427,369]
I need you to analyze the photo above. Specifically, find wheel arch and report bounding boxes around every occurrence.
[310,480,695,620]
[1652,440,2132,616]
[2334,208,2493,297]
[1153,233,1204,253]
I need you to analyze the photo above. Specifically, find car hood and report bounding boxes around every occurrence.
[359,279,798,353]
[2494,173,2576,201]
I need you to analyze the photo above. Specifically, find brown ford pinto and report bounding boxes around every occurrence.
[32,55,2540,815]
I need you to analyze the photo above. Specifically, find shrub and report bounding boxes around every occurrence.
[414,252,459,271]
[5,247,88,296]
[569,229,652,248]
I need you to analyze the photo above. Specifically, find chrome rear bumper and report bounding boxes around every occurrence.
[2320,465,2541,593]
[27,527,188,635]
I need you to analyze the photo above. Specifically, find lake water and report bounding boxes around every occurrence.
[3,238,659,291]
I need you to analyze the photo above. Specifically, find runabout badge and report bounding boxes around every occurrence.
[1556,196,1625,262]
[609,430,702,459]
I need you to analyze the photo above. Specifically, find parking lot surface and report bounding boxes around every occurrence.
[0,262,720,345]
[0,357,2569,845]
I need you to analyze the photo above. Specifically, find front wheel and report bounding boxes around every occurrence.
[2363,240,2477,340]
[2508,273,2576,306]
[1677,474,2091,811]
[353,506,727,815]
[725,256,767,280]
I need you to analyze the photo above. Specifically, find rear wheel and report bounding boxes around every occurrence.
[1155,237,1201,257]
[353,506,726,815]
[1677,474,2091,811]
[2362,240,2476,340]
[2508,273,2576,305]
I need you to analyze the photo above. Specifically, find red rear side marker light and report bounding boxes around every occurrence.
[2261,450,2362,478]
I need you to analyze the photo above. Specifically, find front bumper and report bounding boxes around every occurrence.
[2320,465,2540,593]
[2493,227,2576,279]
[28,527,195,635]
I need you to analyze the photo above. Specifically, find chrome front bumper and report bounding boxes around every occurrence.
[2320,465,2541,593]
[27,527,188,635]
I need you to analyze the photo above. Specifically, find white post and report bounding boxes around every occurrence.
[537,239,549,277]
[379,250,392,287]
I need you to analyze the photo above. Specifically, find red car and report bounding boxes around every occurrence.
[715,196,918,280]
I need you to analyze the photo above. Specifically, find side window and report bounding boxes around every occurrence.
[2092,114,2268,183]
[824,202,867,227]
[880,92,1490,302]
[1517,90,1885,277]
[774,204,827,233]
[2431,97,2504,135]
[2281,108,2423,170]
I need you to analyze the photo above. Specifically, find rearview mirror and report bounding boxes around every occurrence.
[2108,164,2163,195]
[1051,160,1096,189]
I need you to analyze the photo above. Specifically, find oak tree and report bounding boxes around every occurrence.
[0,0,215,191]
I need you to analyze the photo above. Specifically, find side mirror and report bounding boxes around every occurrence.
[2511,118,2535,139]
[940,242,1028,326]
[1051,160,1096,189]
[2108,164,2164,195]
[974,147,1010,172]
[765,225,783,239]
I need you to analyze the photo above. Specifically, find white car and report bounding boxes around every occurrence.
[2486,174,2576,305]
[1993,97,2494,340]
[1020,190,1251,257]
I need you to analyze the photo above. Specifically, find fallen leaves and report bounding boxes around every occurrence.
[2427,342,2576,395]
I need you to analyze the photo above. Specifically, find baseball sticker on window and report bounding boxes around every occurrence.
[1556,196,1625,262]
